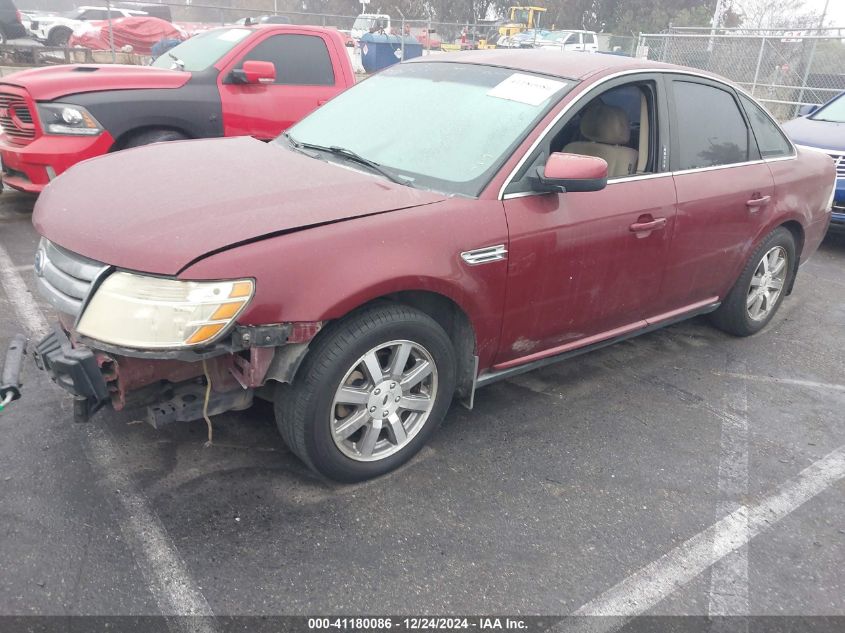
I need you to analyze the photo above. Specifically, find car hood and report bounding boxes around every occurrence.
[781,115,845,151]
[0,65,190,101]
[33,136,447,275]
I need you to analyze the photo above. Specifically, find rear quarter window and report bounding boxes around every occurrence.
[739,94,793,158]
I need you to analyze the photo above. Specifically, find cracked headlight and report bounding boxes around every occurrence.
[76,272,254,349]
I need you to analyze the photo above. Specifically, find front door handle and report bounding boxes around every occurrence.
[746,195,771,211]
[629,217,667,233]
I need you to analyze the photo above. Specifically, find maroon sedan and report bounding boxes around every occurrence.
[31,51,835,481]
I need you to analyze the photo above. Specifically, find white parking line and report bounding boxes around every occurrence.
[715,371,845,393]
[0,247,48,338]
[0,244,217,630]
[565,444,845,632]
[707,358,749,619]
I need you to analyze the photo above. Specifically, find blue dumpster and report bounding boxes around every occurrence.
[359,33,422,73]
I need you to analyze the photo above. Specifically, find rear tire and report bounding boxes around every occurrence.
[274,304,456,482]
[710,227,796,337]
[123,129,188,149]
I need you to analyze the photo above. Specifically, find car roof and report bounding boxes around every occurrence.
[409,50,685,81]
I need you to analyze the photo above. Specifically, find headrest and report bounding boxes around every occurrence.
[580,103,630,145]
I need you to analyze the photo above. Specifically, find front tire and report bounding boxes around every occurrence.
[122,129,188,149]
[275,304,457,482]
[710,227,796,337]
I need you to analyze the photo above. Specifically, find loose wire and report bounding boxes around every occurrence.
[201,359,213,446]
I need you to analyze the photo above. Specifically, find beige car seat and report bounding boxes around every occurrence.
[563,103,639,178]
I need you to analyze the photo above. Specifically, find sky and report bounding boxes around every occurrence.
[809,0,845,26]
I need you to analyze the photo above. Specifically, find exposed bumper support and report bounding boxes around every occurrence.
[34,325,110,418]
[31,322,312,424]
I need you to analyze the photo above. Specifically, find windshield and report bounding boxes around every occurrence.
[811,94,845,123]
[151,28,250,71]
[353,16,386,31]
[282,62,572,196]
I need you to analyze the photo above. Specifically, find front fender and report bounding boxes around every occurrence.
[180,198,510,370]
[66,73,223,142]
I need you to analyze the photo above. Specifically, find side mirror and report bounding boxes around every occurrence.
[797,103,820,117]
[231,60,276,84]
[533,152,608,193]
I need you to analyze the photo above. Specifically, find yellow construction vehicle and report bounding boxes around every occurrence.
[499,6,547,37]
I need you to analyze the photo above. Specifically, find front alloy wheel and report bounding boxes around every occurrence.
[331,340,437,461]
[275,304,456,482]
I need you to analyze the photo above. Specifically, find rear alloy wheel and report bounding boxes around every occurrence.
[710,227,796,336]
[746,246,788,322]
[275,304,456,482]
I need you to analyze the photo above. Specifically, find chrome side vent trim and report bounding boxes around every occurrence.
[460,244,508,266]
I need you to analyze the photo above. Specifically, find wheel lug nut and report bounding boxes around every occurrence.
[369,406,376,413]
[395,396,400,402]
[382,410,389,418]
[374,388,381,395]
[390,382,396,388]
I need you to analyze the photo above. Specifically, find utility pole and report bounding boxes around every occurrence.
[707,0,725,51]
[795,0,831,117]
[106,0,115,63]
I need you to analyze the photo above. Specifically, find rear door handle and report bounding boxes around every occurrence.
[746,195,771,210]
[629,218,667,233]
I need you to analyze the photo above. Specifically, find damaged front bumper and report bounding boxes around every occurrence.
[33,322,317,425]
[34,326,109,420]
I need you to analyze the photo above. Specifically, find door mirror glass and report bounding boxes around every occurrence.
[533,152,608,193]
[232,60,276,84]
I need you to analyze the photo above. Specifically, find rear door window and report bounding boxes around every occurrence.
[672,80,750,170]
[739,94,794,158]
[238,34,335,86]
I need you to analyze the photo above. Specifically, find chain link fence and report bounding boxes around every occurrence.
[637,28,845,121]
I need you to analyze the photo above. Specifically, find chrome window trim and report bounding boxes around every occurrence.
[608,172,673,184]
[795,143,845,156]
[497,67,797,200]
[672,159,767,177]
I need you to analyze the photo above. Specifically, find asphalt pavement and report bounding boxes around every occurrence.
[0,191,843,628]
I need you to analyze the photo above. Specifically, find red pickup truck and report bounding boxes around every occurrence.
[0,24,355,193]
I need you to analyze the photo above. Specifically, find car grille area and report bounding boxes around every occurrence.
[828,153,845,180]
[0,92,36,144]
[34,238,109,319]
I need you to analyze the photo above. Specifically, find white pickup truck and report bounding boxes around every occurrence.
[24,5,146,46]
[536,29,599,52]
[349,13,391,39]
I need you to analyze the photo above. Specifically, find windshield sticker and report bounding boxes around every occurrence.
[218,29,250,42]
[487,73,567,106]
